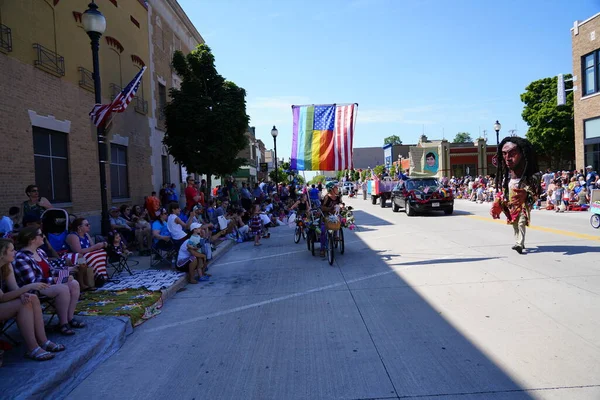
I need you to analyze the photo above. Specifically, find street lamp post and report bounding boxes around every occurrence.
[494,120,502,191]
[82,1,110,236]
[271,125,279,191]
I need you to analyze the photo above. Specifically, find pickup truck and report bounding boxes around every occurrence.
[367,177,397,208]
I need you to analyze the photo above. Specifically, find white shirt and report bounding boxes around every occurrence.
[177,239,192,262]
[167,214,186,240]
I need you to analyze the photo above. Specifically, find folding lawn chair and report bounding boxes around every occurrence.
[39,295,59,328]
[0,318,20,346]
[107,253,138,278]
[150,239,177,268]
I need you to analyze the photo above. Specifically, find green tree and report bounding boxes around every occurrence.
[384,135,402,145]
[452,132,473,143]
[310,175,327,185]
[390,163,397,177]
[373,164,386,177]
[163,44,250,191]
[521,74,574,169]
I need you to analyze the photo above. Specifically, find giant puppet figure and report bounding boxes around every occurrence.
[491,137,541,254]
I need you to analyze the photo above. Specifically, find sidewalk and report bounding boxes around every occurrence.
[0,239,236,400]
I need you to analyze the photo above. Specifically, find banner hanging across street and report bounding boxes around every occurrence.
[290,103,357,171]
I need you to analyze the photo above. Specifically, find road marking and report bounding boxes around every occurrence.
[145,270,396,333]
[467,215,600,242]
[145,253,460,333]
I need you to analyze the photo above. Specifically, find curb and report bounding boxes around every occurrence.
[160,239,237,302]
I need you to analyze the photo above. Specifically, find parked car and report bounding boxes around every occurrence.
[341,182,355,195]
[391,177,454,216]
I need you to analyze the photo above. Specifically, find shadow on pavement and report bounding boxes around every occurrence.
[527,244,600,256]
[388,256,501,268]
[351,210,394,226]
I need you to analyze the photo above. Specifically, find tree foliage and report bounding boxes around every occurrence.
[452,132,473,143]
[373,164,386,177]
[163,44,250,189]
[384,135,402,145]
[309,175,327,185]
[521,74,574,169]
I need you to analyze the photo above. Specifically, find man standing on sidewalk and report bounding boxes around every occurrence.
[491,137,541,254]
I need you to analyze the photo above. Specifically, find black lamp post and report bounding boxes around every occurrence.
[82,1,110,236]
[494,120,502,190]
[271,125,279,190]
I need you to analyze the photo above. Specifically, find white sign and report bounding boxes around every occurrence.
[557,74,566,106]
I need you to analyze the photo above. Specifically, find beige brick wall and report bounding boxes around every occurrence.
[572,14,600,170]
[0,54,152,222]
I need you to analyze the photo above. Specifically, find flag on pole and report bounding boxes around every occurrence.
[290,103,357,171]
[89,66,147,128]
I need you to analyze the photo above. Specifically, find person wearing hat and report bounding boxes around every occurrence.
[176,222,209,284]
[318,182,343,258]
[585,165,598,190]
[109,207,135,245]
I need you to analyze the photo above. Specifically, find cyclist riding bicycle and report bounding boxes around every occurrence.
[319,181,343,257]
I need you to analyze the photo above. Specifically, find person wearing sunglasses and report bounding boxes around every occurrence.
[14,227,84,336]
[22,185,53,225]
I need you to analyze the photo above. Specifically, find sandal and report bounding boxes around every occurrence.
[69,319,86,329]
[41,340,65,353]
[59,324,75,336]
[25,347,55,361]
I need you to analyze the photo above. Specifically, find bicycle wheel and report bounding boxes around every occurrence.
[327,232,335,265]
[339,228,344,255]
[591,214,600,229]
[302,227,306,239]
[307,230,312,251]
[334,230,338,249]
[294,226,301,243]
[310,232,315,256]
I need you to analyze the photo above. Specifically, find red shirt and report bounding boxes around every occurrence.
[145,196,160,217]
[38,257,51,279]
[185,186,199,210]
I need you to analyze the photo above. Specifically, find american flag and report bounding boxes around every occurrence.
[89,66,147,127]
[54,268,70,285]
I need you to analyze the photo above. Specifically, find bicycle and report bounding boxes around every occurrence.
[294,215,307,244]
[324,215,345,266]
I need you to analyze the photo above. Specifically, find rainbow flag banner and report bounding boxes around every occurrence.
[290,103,357,171]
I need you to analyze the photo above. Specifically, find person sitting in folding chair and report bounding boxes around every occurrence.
[151,208,176,266]
[13,227,84,336]
[106,231,137,277]
[0,238,64,363]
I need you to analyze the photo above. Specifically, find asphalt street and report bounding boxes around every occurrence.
[67,196,600,400]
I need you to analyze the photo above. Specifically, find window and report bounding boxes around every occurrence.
[583,50,600,96]
[110,144,129,199]
[585,143,600,171]
[161,155,170,185]
[158,83,167,120]
[584,117,600,140]
[32,127,71,203]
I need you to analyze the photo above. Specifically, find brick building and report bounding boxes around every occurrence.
[0,0,152,226]
[146,0,203,192]
[572,12,600,171]
[232,126,261,184]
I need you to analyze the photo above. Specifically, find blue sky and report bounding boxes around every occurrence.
[178,0,599,163]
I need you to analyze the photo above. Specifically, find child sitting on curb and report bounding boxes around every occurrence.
[176,223,209,284]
